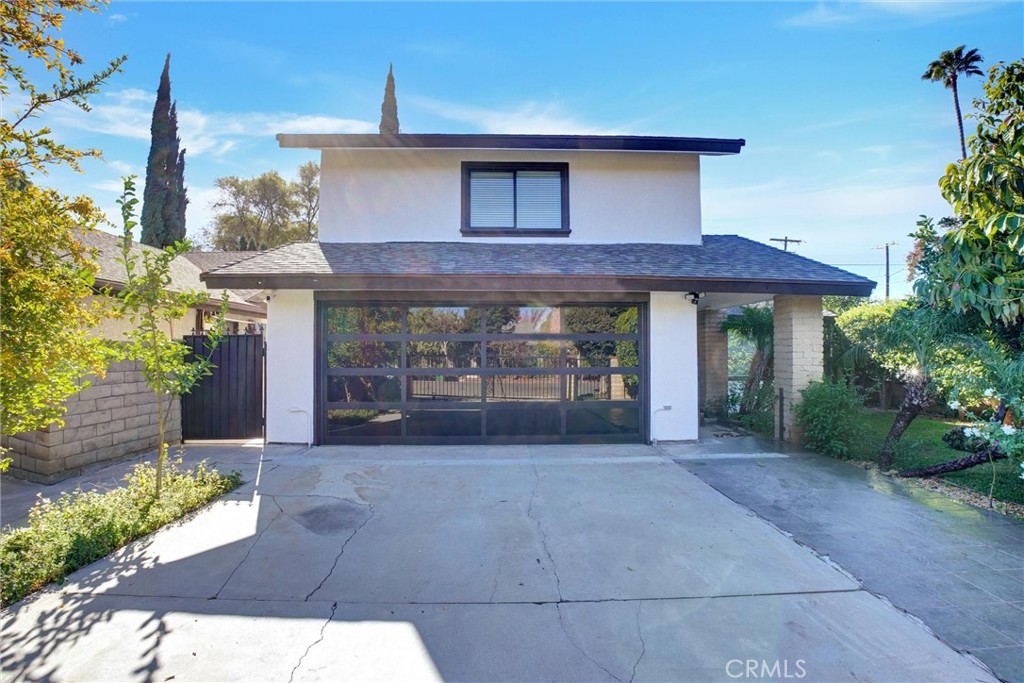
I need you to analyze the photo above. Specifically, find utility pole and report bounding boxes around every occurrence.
[770,236,804,251]
[876,241,897,300]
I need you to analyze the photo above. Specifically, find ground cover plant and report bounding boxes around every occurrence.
[0,459,241,607]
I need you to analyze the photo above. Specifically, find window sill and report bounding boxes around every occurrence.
[460,229,572,238]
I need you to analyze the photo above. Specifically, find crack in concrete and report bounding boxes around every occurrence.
[556,603,624,683]
[304,504,375,602]
[489,554,504,603]
[211,495,284,599]
[288,601,337,683]
[528,466,621,682]
[527,465,563,601]
[630,601,646,683]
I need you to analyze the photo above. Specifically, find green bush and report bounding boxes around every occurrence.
[739,409,774,437]
[795,380,867,458]
[0,459,241,607]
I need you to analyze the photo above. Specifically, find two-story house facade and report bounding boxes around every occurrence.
[204,134,874,447]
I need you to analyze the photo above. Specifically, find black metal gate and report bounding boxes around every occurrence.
[182,334,264,440]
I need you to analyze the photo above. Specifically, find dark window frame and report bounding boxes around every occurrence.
[461,161,571,237]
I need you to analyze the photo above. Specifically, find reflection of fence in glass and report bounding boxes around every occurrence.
[404,374,634,402]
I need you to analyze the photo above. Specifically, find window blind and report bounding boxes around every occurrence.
[515,171,562,230]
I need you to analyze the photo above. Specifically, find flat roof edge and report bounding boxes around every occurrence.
[276,133,746,155]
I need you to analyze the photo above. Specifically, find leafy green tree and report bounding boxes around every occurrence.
[292,161,320,242]
[379,63,400,135]
[140,54,188,248]
[915,60,1024,329]
[0,0,126,177]
[205,167,314,250]
[921,45,984,160]
[838,301,974,469]
[0,184,111,437]
[114,177,226,498]
[0,0,123,460]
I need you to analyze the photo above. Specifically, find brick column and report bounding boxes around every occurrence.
[773,295,823,445]
[698,309,730,418]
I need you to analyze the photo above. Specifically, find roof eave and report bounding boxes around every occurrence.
[202,273,874,297]
[276,133,746,156]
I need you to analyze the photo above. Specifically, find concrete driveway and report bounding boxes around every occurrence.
[1,444,998,682]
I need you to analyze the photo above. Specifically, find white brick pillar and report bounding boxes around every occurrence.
[698,309,730,418]
[773,295,823,444]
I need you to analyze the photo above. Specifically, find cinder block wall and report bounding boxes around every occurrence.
[2,360,182,483]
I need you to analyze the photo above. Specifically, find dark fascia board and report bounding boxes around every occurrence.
[276,133,746,156]
[203,273,873,297]
[97,277,267,318]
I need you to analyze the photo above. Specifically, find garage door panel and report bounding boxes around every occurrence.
[318,302,646,444]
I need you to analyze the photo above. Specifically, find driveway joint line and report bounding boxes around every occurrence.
[67,587,869,605]
[287,600,337,683]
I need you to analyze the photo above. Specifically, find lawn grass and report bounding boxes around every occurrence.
[850,410,1024,506]
[0,459,241,607]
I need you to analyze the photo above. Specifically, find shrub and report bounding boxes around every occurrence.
[795,380,867,458]
[0,459,241,607]
[739,409,774,437]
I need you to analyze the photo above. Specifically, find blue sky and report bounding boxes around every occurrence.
[23,0,1024,299]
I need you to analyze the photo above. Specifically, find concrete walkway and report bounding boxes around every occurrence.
[1,442,1002,682]
[667,432,1024,683]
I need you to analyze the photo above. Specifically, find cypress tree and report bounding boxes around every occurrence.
[141,54,188,247]
[379,63,400,135]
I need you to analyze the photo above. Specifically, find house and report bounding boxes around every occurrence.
[3,232,268,482]
[73,231,268,337]
[203,134,873,447]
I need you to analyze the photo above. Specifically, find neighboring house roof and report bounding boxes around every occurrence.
[202,236,875,297]
[77,230,267,318]
[277,133,746,156]
[180,251,264,304]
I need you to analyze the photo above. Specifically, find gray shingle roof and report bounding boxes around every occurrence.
[76,230,267,315]
[203,236,875,296]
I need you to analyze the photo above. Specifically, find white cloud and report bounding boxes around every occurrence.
[50,89,376,158]
[782,2,858,27]
[783,0,1010,27]
[107,13,128,24]
[411,97,627,135]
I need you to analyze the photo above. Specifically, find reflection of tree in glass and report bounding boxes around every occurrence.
[564,306,636,366]
[325,307,401,334]
[615,308,640,398]
[408,307,478,369]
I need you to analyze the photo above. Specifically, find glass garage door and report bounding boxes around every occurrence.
[318,303,645,444]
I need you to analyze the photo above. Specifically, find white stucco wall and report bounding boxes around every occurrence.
[319,149,701,244]
[265,290,315,444]
[648,291,699,442]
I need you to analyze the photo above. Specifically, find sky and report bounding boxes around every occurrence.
[17,0,1024,300]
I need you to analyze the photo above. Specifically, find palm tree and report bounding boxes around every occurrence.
[922,45,984,160]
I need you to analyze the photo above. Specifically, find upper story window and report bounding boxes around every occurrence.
[461,162,570,236]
